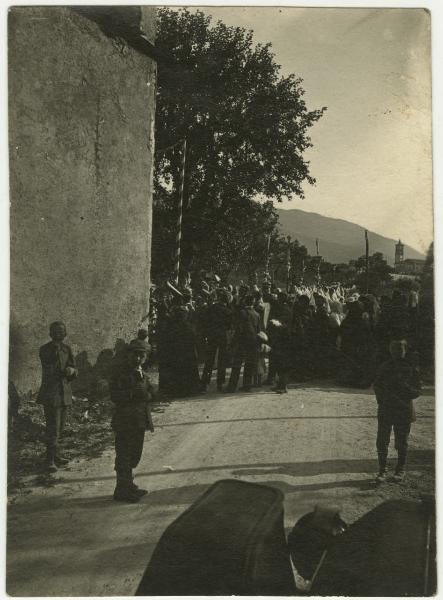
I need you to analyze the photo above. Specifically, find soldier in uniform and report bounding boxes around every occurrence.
[227,294,260,392]
[269,292,293,393]
[37,321,78,472]
[373,339,421,483]
[110,338,155,503]
[291,295,315,381]
[201,289,233,391]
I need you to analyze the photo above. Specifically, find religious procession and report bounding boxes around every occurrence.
[149,274,422,398]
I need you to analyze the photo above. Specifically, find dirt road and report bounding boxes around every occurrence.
[7,381,435,596]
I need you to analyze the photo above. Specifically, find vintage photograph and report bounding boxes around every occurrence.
[7,4,435,596]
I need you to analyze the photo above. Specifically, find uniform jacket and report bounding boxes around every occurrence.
[37,341,77,407]
[204,302,233,342]
[373,358,421,423]
[233,307,260,348]
[110,364,155,432]
[291,305,315,339]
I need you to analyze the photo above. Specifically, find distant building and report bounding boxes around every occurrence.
[397,259,425,275]
[394,239,424,275]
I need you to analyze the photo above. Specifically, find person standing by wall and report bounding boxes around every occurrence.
[37,321,78,472]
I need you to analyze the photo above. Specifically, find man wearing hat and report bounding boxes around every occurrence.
[227,294,260,392]
[201,289,233,391]
[37,321,78,472]
[110,337,155,503]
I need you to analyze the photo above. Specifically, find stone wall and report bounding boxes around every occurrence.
[9,6,156,392]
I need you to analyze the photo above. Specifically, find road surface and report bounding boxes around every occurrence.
[7,381,435,596]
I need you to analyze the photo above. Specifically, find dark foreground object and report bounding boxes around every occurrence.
[311,498,436,596]
[136,479,296,595]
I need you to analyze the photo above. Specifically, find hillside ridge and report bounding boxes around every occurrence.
[276,208,425,265]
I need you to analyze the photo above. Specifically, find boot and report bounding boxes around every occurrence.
[46,447,58,473]
[393,453,406,482]
[114,471,140,503]
[375,452,388,483]
[130,480,148,498]
[113,487,140,503]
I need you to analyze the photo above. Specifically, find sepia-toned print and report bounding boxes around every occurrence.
[7,5,435,596]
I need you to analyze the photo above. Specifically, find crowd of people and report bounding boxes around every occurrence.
[23,271,426,502]
[150,273,422,396]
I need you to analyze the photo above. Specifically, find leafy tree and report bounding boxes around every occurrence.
[266,236,308,286]
[393,278,420,293]
[200,199,279,278]
[354,252,393,293]
[152,8,325,279]
[333,263,357,285]
[318,260,338,284]
[420,241,434,295]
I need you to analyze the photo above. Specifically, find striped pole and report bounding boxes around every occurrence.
[173,138,187,285]
[286,235,292,292]
[264,233,271,282]
[365,229,369,292]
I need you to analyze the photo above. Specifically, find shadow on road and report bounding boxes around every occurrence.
[158,414,433,428]
[255,478,376,493]
[300,381,435,397]
[10,450,434,516]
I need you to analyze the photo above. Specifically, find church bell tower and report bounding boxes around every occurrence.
[395,239,404,267]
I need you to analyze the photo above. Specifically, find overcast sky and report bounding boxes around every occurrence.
[192,7,432,253]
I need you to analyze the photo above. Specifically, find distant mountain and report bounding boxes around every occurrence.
[276,208,425,266]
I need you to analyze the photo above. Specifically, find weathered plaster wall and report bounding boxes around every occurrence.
[9,6,156,391]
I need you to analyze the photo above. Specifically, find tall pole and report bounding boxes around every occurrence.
[286,235,292,292]
[173,138,187,285]
[365,229,369,292]
[316,238,320,257]
[264,234,271,282]
[317,257,322,285]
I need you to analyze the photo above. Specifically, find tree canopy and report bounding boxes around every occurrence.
[352,252,393,293]
[152,8,326,280]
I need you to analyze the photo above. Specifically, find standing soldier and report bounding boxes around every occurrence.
[373,339,421,483]
[37,321,78,472]
[226,294,260,392]
[201,289,233,392]
[269,292,293,393]
[110,338,155,503]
